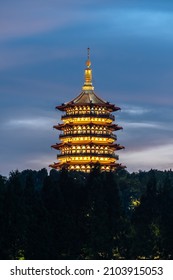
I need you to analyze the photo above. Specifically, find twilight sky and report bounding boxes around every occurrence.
[1,0,173,176]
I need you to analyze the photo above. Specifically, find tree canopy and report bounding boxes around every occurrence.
[0,168,173,260]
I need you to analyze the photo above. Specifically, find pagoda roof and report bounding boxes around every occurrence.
[51,142,124,150]
[71,91,106,105]
[53,123,122,131]
[57,91,119,111]
[49,162,126,169]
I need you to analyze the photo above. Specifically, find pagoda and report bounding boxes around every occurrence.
[50,49,124,172]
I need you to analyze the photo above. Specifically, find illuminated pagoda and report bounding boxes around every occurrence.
[50,49,124,172]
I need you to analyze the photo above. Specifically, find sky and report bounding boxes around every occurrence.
[1,0,173,176]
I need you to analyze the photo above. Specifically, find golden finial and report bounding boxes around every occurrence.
[82,48,94,90]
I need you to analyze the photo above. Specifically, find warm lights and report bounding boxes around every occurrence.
[50,49,124,172]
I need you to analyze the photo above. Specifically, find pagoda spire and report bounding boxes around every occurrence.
[82,47,94,91]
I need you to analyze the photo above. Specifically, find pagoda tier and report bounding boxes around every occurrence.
[50,162,126,172]
[53,123,123,131]
[50,48,124,172]
[51,143,124,151]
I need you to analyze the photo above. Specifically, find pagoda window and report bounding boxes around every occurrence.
[91,107,94,114]
[86,145,90,153]
[78,126,82,133]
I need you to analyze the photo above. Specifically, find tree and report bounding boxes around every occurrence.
[158,175,173,259]
[131,170,160,259]
[0,171,25,259]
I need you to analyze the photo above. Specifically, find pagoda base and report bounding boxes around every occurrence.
[49,162,125,173]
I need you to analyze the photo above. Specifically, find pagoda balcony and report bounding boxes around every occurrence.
[61,112,115,121]
[59,132,117,140]
[57,152,119,160]
[62,129,112,135]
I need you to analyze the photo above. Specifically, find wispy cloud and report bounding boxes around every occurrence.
[121,143,173,172]
[0,0,100,41]
[5,117,55,130]
[120,121,162,129]
[123,105,150,115]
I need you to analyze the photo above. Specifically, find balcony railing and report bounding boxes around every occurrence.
[59,132,117,140]
[61,112,115,121]
[57,152,119,160]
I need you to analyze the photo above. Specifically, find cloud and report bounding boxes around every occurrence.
[120,143,173,172]
[5,117,55,130]
[122,105,150,115]
[0,0,83,40]
[0,0,110,41]
[121,121,161,129]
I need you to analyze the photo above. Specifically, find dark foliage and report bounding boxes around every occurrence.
[0,168,173,259]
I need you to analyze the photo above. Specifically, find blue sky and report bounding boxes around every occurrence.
[1,0,173,176]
